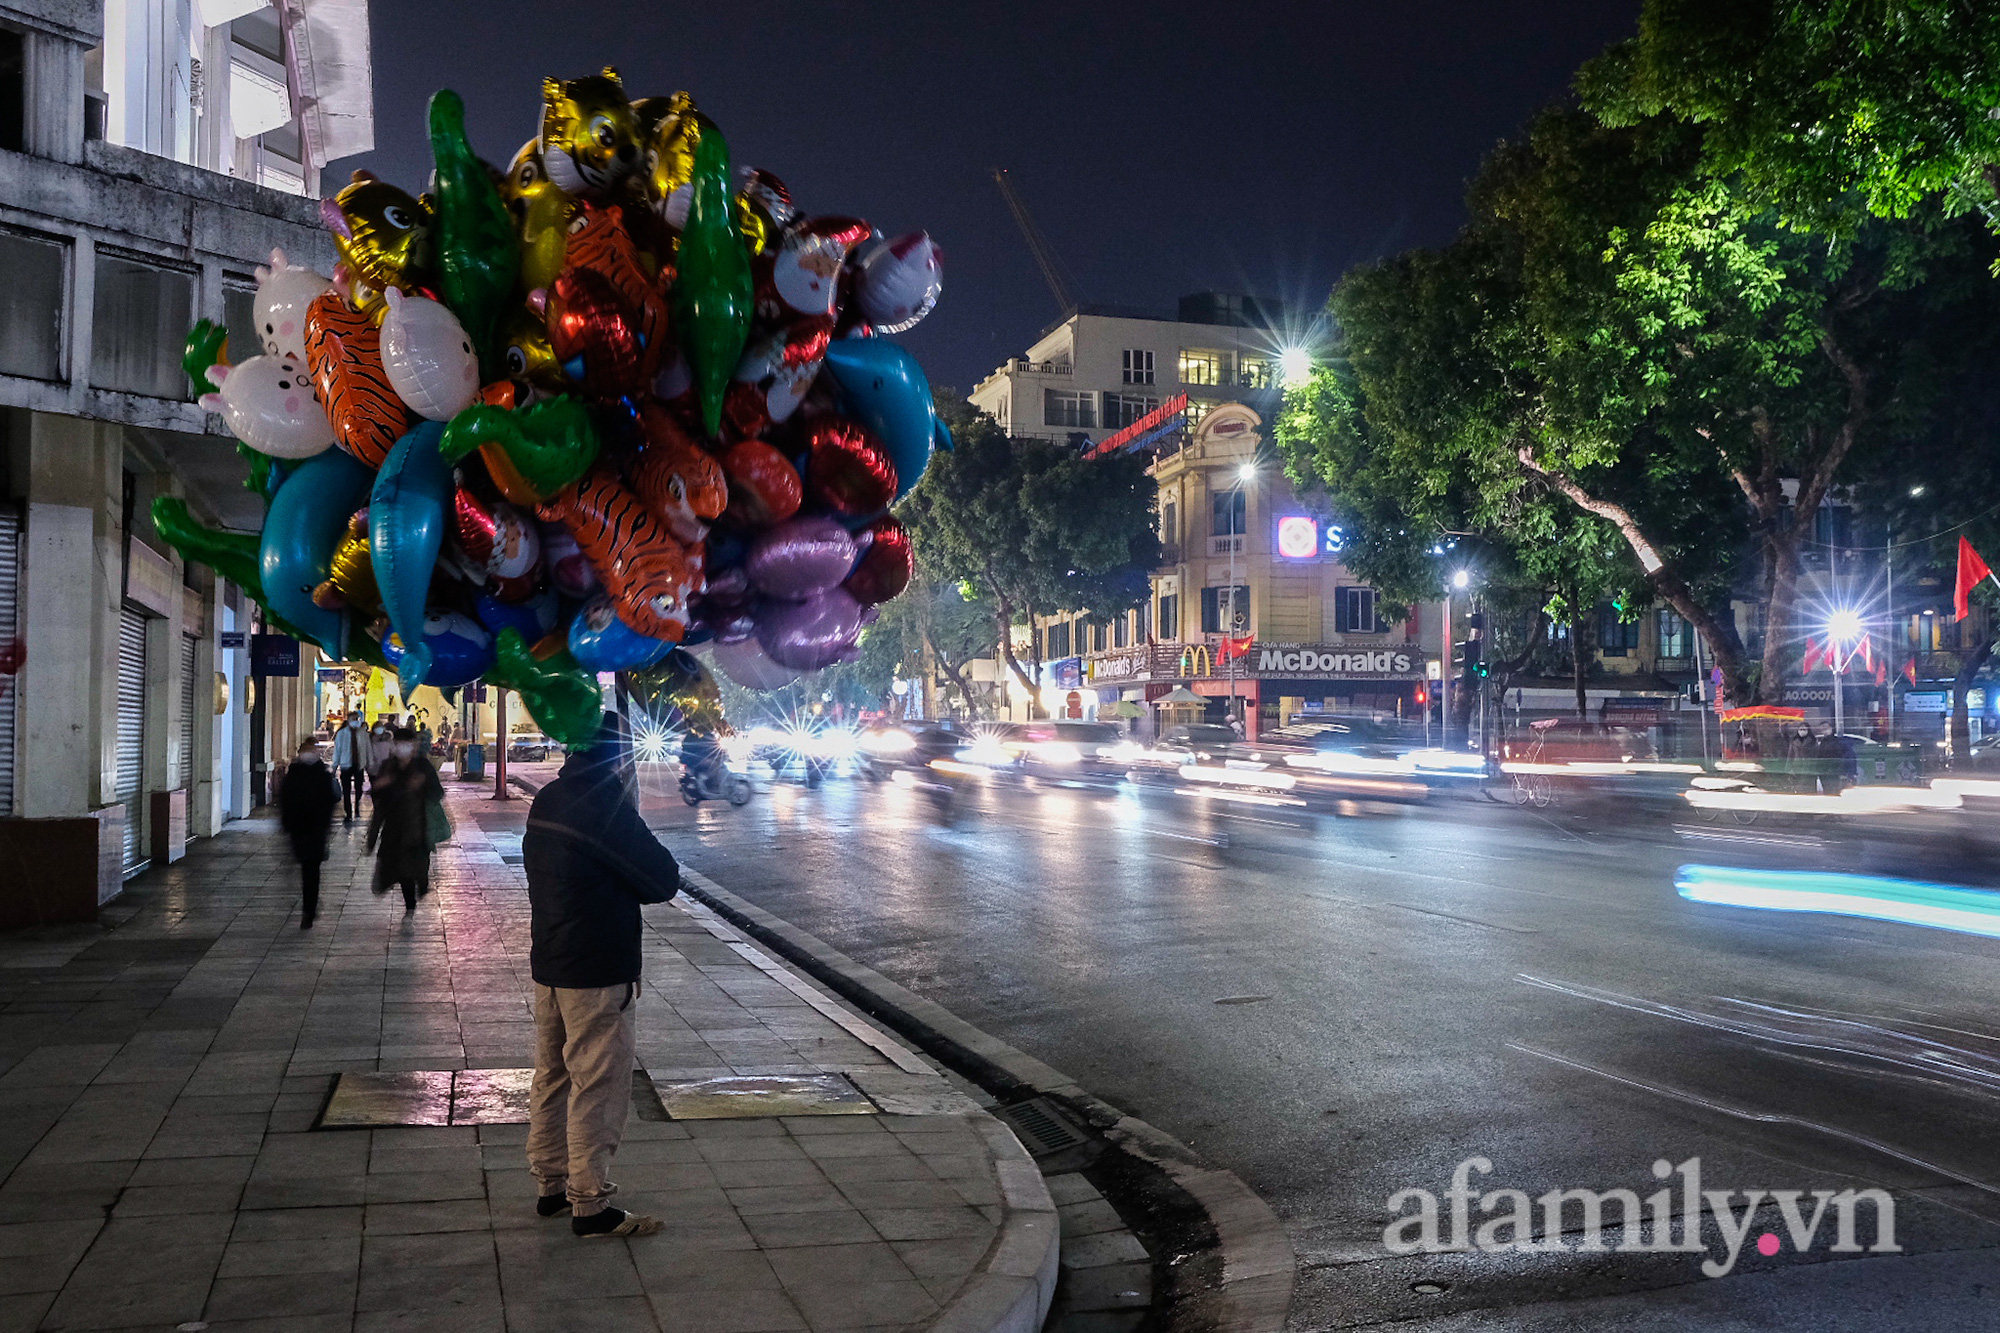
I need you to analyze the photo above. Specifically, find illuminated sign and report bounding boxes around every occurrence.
[1275,515,1318,560]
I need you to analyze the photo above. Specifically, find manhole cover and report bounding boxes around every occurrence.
[993,1096,1088,1157]
[658,1073,876,1119]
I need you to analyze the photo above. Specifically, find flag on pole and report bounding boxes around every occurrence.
[1904,657,1919,686]
[1801,637,1824,673]
[1873,656,1888,687]
[1955,536,1994,622]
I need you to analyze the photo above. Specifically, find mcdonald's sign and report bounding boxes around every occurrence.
[1177,644,1214,678]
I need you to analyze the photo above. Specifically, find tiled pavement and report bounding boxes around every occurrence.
[0,780,1056,1333]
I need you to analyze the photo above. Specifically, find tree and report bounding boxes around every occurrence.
[1282,106,2000,706]
[903,395,1159,706]
[852,572,997,718]
[1582,0,2000,239]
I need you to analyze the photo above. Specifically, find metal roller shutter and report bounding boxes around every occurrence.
[178,633,198,790]
[0,507,18,816]
[116,609,148,872]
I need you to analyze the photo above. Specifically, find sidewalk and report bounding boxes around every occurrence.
[0,778,1057,1333]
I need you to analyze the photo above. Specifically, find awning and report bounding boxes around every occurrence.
[1156,687,1204,705]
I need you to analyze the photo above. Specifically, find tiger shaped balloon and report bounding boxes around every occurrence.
[538,464,702,641]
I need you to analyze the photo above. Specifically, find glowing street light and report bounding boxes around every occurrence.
[1452,570,1470,590]
[1827,608,1863,644]
[1237,462,1256,483]
[1278,347,1313,385]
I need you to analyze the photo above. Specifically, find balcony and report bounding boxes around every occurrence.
[1208,535,1244,557]
[1010,358,1073,376]
[1156,544,1182,567]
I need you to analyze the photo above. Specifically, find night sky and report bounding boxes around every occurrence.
[340,0,1641,394]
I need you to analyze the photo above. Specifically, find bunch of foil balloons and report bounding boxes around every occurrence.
[159,70,947,744]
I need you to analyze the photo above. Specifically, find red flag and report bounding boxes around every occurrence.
[1874,656,1887,687]
[1801,637,1824,674]
[1856,634,1873,673]
[1956,536,1993,622]
[1904,657,1919,686]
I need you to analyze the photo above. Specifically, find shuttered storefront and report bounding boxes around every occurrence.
[0,507,18,816]
[115,609,148,872]
[178,632,198,790]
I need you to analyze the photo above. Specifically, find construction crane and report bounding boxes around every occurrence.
[991,167,1080,317]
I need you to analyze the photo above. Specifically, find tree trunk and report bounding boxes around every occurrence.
[936,655,981,719]
[1572,616,1588,720]
[1519,448,1752,704]
[1949,629,1997,765]
[1757,535,1805,706]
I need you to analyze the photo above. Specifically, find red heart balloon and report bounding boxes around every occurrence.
[844,514,913,605]
[719,438,803,530]
[804,418,898,517]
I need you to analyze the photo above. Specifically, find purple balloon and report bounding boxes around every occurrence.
[746,516,857,600]
[705,637,800,690]
[756,587,868,670]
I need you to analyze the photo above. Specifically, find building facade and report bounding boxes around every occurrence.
[0,0,371,921]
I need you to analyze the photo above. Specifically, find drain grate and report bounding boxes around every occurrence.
[994,1096,1088,1157]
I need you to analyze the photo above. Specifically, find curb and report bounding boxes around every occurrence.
[676,867,1295,1333]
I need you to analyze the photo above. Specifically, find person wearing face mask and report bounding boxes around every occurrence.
[522,712,680,1238]
[278,738,341,928]
[331,711,374,824]
[367,726,444,911]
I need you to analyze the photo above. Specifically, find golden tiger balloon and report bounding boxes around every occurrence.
[311,510,381,615]
[499,302,566,396]
[637,92,704,207]
[322,171,436,316]
[539,67,640,198]
[501,139,575,294]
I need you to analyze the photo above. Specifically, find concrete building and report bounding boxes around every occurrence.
[0,0,372,922]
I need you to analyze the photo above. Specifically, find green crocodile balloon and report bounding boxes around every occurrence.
[428,89,519,380]
[672,126,753,438]
[488,627,603,749]
[439,396,599,504]
[150,496,314,645]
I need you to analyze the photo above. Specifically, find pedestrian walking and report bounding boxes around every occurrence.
[523,712,680,1237]
[278,738,340,928]
[367,726,443,911]
[331,710,373,823]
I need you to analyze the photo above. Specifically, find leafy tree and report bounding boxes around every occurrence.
[1282,106,2000,706]
[852,572,998,718]
[1582,0,2000,239]
[904,395,1159,705]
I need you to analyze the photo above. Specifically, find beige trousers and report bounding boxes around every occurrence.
[526,982,639,1215]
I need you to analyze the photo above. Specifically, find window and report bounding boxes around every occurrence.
[1090,621,1108,653]
[1200,586,1249,635]
[93,252,194,398]
[0,228,67,382]
[1138,600,1153,643]
[1657,609,1691,660]
[1157,594,1179,641]
[1114,613,1129,649]
[1044,620,1072,660]
[0,28,23,153]
[1211,489,1246,536]
[1598,605,1634,656]
[1162,501,1178,546]
[1101,392,1159,430]
[1236,352,1275,388]
[224,277,260,360]
[1043,389,1094,428]
[1334,587,1383,634]
[1813,503,1852,550]
[1122,349,1155,385]
[1178,348,1223,386]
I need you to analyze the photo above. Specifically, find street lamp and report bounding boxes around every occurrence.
[1277,347,1312,386]
[1826,608,1864,739]
[1223,461,1256,735]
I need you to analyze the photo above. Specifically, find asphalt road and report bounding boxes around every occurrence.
[630,765,2000,1330]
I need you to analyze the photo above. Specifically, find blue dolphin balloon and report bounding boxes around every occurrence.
[568,595,675,672]
[260,448,373,657]
[821,340,953,499]
[370,420,453,694]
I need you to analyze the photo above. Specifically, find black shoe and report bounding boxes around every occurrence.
[300,917,315,930]
[572,1206,661,1238]
[537,1194,572,1218]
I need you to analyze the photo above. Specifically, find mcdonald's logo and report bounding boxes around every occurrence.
[1177,645,1214,678]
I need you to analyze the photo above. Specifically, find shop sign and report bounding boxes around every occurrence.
[1250,645,1423,679]
[219,631,246,650]
[1090,651,1151,682]
[250,633,300,677]
[1903,691,1949,713]
[1052,656,1083,689]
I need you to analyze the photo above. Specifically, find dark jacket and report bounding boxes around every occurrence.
[524,723,681,988]
[278,757,340,863]
[367,753,443,886]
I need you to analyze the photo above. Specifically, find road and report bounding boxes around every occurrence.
[627,764,2000,1329]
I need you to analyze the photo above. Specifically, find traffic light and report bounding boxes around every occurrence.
[1413,684,1428,707]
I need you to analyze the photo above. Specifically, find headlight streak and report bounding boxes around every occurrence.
[1677,864,2000,941]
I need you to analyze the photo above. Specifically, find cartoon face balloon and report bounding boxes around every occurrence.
[851,231,943,334]
[253,249,334,360]
[381,609,494,690]
[501,139,575,294]
[568,594,674,672]
[199,356,337,459]
[322,171,435,315]
[381,289,480,421]
[539,67,640,197]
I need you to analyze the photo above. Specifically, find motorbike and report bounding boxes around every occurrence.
[680,764,752,807]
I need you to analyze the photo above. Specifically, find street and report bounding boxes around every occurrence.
[636,768,2000,1329]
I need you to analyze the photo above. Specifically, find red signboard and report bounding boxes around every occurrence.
[1087,393,1189,458]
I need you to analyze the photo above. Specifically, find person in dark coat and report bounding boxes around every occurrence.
[278,738,340,928]
[367,726,443,911]
[523,712,680,1238]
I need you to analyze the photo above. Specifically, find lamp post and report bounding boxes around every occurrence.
[1827,608,1863,741]
[1446,570,1469,745]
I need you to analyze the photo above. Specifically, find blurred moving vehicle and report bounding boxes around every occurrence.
[507,733,552,763]
[1015,721,1128,779]
[680,764,752,806]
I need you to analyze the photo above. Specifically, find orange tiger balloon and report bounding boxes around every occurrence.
[563,203,672,369]
[539,463,703,641]
[304,290,414,469]
[630,399,725,543]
